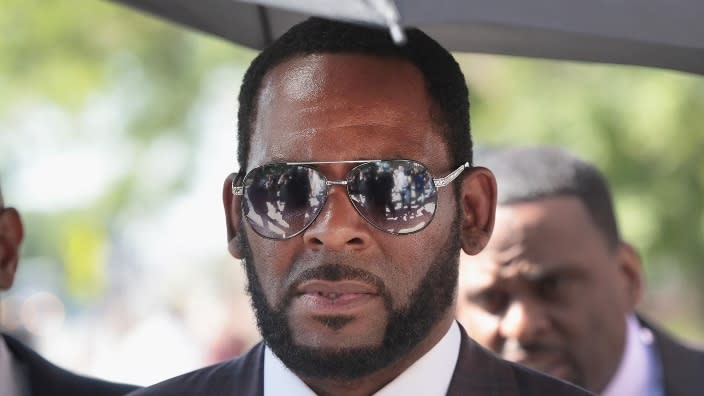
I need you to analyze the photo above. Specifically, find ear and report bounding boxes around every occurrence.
[223,173,244,259]
[0,208,24,290]
[459,166,497,255]
[616,242,644,309]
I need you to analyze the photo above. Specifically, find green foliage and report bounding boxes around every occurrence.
[1,0,254,301]
[463,54,704,336]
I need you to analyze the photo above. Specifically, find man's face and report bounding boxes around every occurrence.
[457,196,639,393]
[237,54,465,378]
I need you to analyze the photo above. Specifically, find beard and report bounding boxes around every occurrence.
[238,215,462,380]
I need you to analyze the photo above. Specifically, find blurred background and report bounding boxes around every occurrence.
[1,0,703,387]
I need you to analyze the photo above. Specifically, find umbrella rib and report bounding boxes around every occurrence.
[256,5,273,47]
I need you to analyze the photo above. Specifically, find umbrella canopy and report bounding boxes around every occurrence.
[109,0,704,75]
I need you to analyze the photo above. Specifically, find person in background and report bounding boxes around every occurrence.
[0,183,139,396]
[129,18,591,396]
[456,145,704,396]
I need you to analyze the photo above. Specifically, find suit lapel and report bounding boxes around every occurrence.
[227,341,266,396]
[447,326,519,396]
[3,333,47,394]
[639,315,703,396]
[2,335,31,395]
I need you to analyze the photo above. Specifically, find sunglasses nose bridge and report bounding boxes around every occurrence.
[323,179,349,202]
[302,181,373,251]
[320,179,348,207]
[325,179,348,187]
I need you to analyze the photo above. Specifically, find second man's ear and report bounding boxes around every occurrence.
[222,173,244,259]
[459,166,497,255]
[617,242,644,310]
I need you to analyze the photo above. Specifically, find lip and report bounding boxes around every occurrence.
[297,280,379,295]
[294,280,380,314]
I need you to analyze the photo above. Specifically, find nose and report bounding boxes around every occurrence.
[303,185,373,251]
[499,298,549,344]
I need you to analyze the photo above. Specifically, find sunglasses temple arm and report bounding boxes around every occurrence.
[433,162,470,188]
[231,171,245,195]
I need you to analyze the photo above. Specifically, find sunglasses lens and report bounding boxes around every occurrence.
[242,164,327,239]
[348,160,437,234]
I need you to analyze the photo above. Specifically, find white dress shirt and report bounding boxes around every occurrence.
[601,314,663,396]
[0,336,24,396]
[264,321,461,396]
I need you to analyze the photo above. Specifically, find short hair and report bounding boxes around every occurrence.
[237,17,471,172]
[475,146,621,249]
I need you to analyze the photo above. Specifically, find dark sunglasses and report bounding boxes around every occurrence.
[232,159,470,239]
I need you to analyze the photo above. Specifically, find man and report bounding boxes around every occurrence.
[0,185,139,395]
[456,146,704,396]
[131,18,590,396]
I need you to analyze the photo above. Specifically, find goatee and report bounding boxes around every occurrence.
[238,216,461,380]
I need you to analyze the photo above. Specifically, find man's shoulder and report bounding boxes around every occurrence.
[638,315,704,394]
[639,314,704,365]
[449,328,593,396]
[3,333,139,396]
[128,342,265,396]
[507,360,593,395]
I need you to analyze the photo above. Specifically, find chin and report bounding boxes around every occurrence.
[291,316,387,350]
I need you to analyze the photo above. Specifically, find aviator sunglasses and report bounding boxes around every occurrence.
[232,159,470,239]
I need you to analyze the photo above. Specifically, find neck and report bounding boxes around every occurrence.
[299,313,455,396]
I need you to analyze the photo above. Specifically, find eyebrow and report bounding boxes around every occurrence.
[469,264,580,289]
[518,266,586,285]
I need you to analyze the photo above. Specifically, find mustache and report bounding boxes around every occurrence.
[237,227,392,311]
[281,263,392,310]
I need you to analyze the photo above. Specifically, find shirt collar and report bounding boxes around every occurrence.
[601,314,663,396]
[0,336,23,396]
[263,321,461,396]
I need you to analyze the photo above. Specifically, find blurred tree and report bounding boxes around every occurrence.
[0,0,254,300]
[1,1,703,340]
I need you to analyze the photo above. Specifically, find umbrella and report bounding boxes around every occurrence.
[108,0,704,75]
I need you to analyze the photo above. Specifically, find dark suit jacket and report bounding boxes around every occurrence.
[3,334,139,396]
[129,325,592,395]
[639,316,704,396]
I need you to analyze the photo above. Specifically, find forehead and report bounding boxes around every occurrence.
[248,53,450,170]
[460,196,612,286]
